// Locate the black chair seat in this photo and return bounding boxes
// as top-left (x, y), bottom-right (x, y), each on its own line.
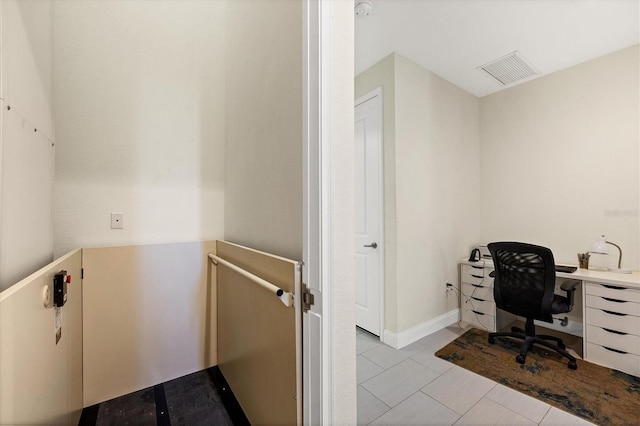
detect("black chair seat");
top-left (551, 294), bottom-right (571, 314)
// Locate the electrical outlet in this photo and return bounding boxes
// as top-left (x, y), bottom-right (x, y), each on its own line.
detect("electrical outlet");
top-left (111, 212), bottom-right (124, 229)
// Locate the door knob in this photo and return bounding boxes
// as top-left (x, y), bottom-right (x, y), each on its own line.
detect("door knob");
top-left (363, 242), bottom-right (378, 249)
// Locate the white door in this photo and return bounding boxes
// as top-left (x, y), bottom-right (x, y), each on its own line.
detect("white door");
top-left (355, 90), bottom-right (383, 336)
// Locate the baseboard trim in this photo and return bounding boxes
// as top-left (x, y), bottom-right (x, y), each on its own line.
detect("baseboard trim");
top-left (383, 309), bottom-right (460, 349)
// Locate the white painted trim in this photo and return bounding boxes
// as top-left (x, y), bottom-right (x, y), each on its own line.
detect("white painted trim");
top-left (354, 87), bottom-right (386, 342)
top-left (302, 0), bottom-right (333, 424)
top-left (354, 87), bottom-right (381, 107)
top-left (319, 2), bottom-right (333, 424)
top-left (383, 309), bottom-right (460, 349)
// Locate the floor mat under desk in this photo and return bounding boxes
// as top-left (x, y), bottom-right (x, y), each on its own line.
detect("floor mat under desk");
top-left (504, 320), bottom-right (583, 358)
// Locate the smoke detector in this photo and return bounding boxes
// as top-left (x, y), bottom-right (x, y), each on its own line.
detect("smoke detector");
top-left (355, 1), bottom-right (373, 17)
top-left (478, 51), bottom-right (540, 86)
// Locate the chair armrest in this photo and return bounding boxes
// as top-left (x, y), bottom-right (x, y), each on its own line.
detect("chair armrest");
top-left (560, 279), bottom-right (580, 292)
top-left (559, 279), bottom-right (580, 310)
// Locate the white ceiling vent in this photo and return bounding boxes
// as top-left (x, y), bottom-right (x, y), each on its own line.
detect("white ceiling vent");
top-left (478, 51), bottom-right (540, 86)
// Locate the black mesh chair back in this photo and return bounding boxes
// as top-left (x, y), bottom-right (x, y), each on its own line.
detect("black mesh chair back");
top-left (489, 242), bottom-right (556, 323)
top-left (486, 241), bottom-right (578, 369)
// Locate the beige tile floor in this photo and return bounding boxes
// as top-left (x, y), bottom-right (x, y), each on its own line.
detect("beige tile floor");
top-left (356, 326), bottom-right (596, 425)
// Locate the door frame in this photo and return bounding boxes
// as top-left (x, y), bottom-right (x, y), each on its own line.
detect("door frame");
top-left (355, 87), bottom-right (385, 341)
top-left (302, 0), bottom-right (332, 424)
top-left (303, 1), bottom-right (356, 424)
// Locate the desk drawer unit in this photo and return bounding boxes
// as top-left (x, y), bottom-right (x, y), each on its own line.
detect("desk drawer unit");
top-left (586, 283), bottom-right (640, 303)
top-left (461, 282), bottom-right (493, 301)
top-left (585, 307), bottom-right (640, 336)
top-left (586, 343), bottom-right (640, 378)
top-left (585, 282), bottom-right (640, 377)
top-left (461, 264), bottom-right (494, 287)
top-left (461, 307), bottom-right (496, 332)
top-left (460, 262), bottom-right (496, 331)
top-left (585, 294), bottom-right (640, 316)
top-left (586, 325), bottom-right (640, 355)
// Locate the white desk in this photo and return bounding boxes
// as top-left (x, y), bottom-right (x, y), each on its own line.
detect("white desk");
top-left (460, 259), bottom-right (640, 377)
top-left (556, 267), bottom-right (640, 288)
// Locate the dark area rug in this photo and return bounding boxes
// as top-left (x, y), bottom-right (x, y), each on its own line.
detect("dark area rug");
top-left (79, 368), bottom-right (247, 426)
top-left (435, 328), bottom-right (640, 426)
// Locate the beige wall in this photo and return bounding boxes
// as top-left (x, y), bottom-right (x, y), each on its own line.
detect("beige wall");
top-left (480, 45), bottom-right (639, 270)
top-left (82, 241), bottom-right (217, 406)
top-left (224, 0), bottom-right (302, 261)
top-left (355, 53), bottom-right (481, 335)
top-left (53, 1), bottom-right (226, 257)
top-left (0, 249), bottom-right (83, 425)
top-left (394, 54), bottom-right (481, 332)
top-left (0, 0), bottom-right (55, 291)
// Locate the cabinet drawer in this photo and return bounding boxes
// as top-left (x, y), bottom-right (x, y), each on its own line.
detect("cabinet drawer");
top-left (461, 272), bottom-right (494, 287)
top-left (586, 294), bottom-right (640, 316)
top-left (586, 342), bottom-right (640, 377)
top-left (586, 307), bottom-right (640, 335)
top-left (461, 307), bottom-right (496, 332)
top-left (586, 282), bottom-right (640, 303)
top-left (587, 325), bottom-right (640, 356)
top-left (461, 282), bottom-right (493, 301)
top-left (461, 296), bottom-right (495, 316)
top-left (462, 264), bottom-right (488, 276)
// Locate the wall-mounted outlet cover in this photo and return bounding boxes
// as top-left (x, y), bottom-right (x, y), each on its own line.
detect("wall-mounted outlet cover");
top-left (111, 212), bottom-right (124, 229)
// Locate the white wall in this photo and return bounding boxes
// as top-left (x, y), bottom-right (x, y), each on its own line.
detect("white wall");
top-left (223, 0), bottom-right (302, 261)
top-left (53, 1), bottom-right (226, 257)
top-left (0, 0), bottom-right (55, 291)
top-left (480, 45), bottom-right (639, 270)
top-left (355, 53), bottom-right (481, 335)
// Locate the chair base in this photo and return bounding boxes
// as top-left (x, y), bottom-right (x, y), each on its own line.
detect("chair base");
top-left (488, 319), bottom-right (578, 370)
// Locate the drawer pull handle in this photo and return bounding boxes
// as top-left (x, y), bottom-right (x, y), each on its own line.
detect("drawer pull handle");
top-left (471, 265), bottom-right (483, 269)
top-left (602, 309), bottom-right (627, 316)
top-left (471, 274), bottom-right (484, 279)
top-left (471, 297), bottom-right (485, 302)
top-left (602, 328), bottom-right (628, 336)
top-left (471, 310), bottom-right (485, 316)
top-left (602, 297), bottom-right (626, 303)
top-left (471, 284), bottom-right (484, 288)
top-left (602, 284), bottom-right (626, 290)
top-left (602, 346), bottom-right (628, 355)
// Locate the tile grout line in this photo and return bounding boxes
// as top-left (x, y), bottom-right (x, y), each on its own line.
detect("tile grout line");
top-left (358, 385), bottom-right (391, 425)
top-left (483, 387), bottom-right (553, 424)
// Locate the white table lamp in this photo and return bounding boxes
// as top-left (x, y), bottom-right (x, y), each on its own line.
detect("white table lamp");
top-left (590, 235), bottom-right (632, 274)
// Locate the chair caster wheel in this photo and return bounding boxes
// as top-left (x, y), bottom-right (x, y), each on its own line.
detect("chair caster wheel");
top-left (568, 360), bottom-right (577, 370)
top-left (516, 355), bottom-right (526, 364)
top-left (488, 336), bottom-right (495, 344)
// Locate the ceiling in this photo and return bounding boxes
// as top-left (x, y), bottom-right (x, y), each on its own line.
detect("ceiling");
top-left (355, 0), bottom-right (640, 97)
